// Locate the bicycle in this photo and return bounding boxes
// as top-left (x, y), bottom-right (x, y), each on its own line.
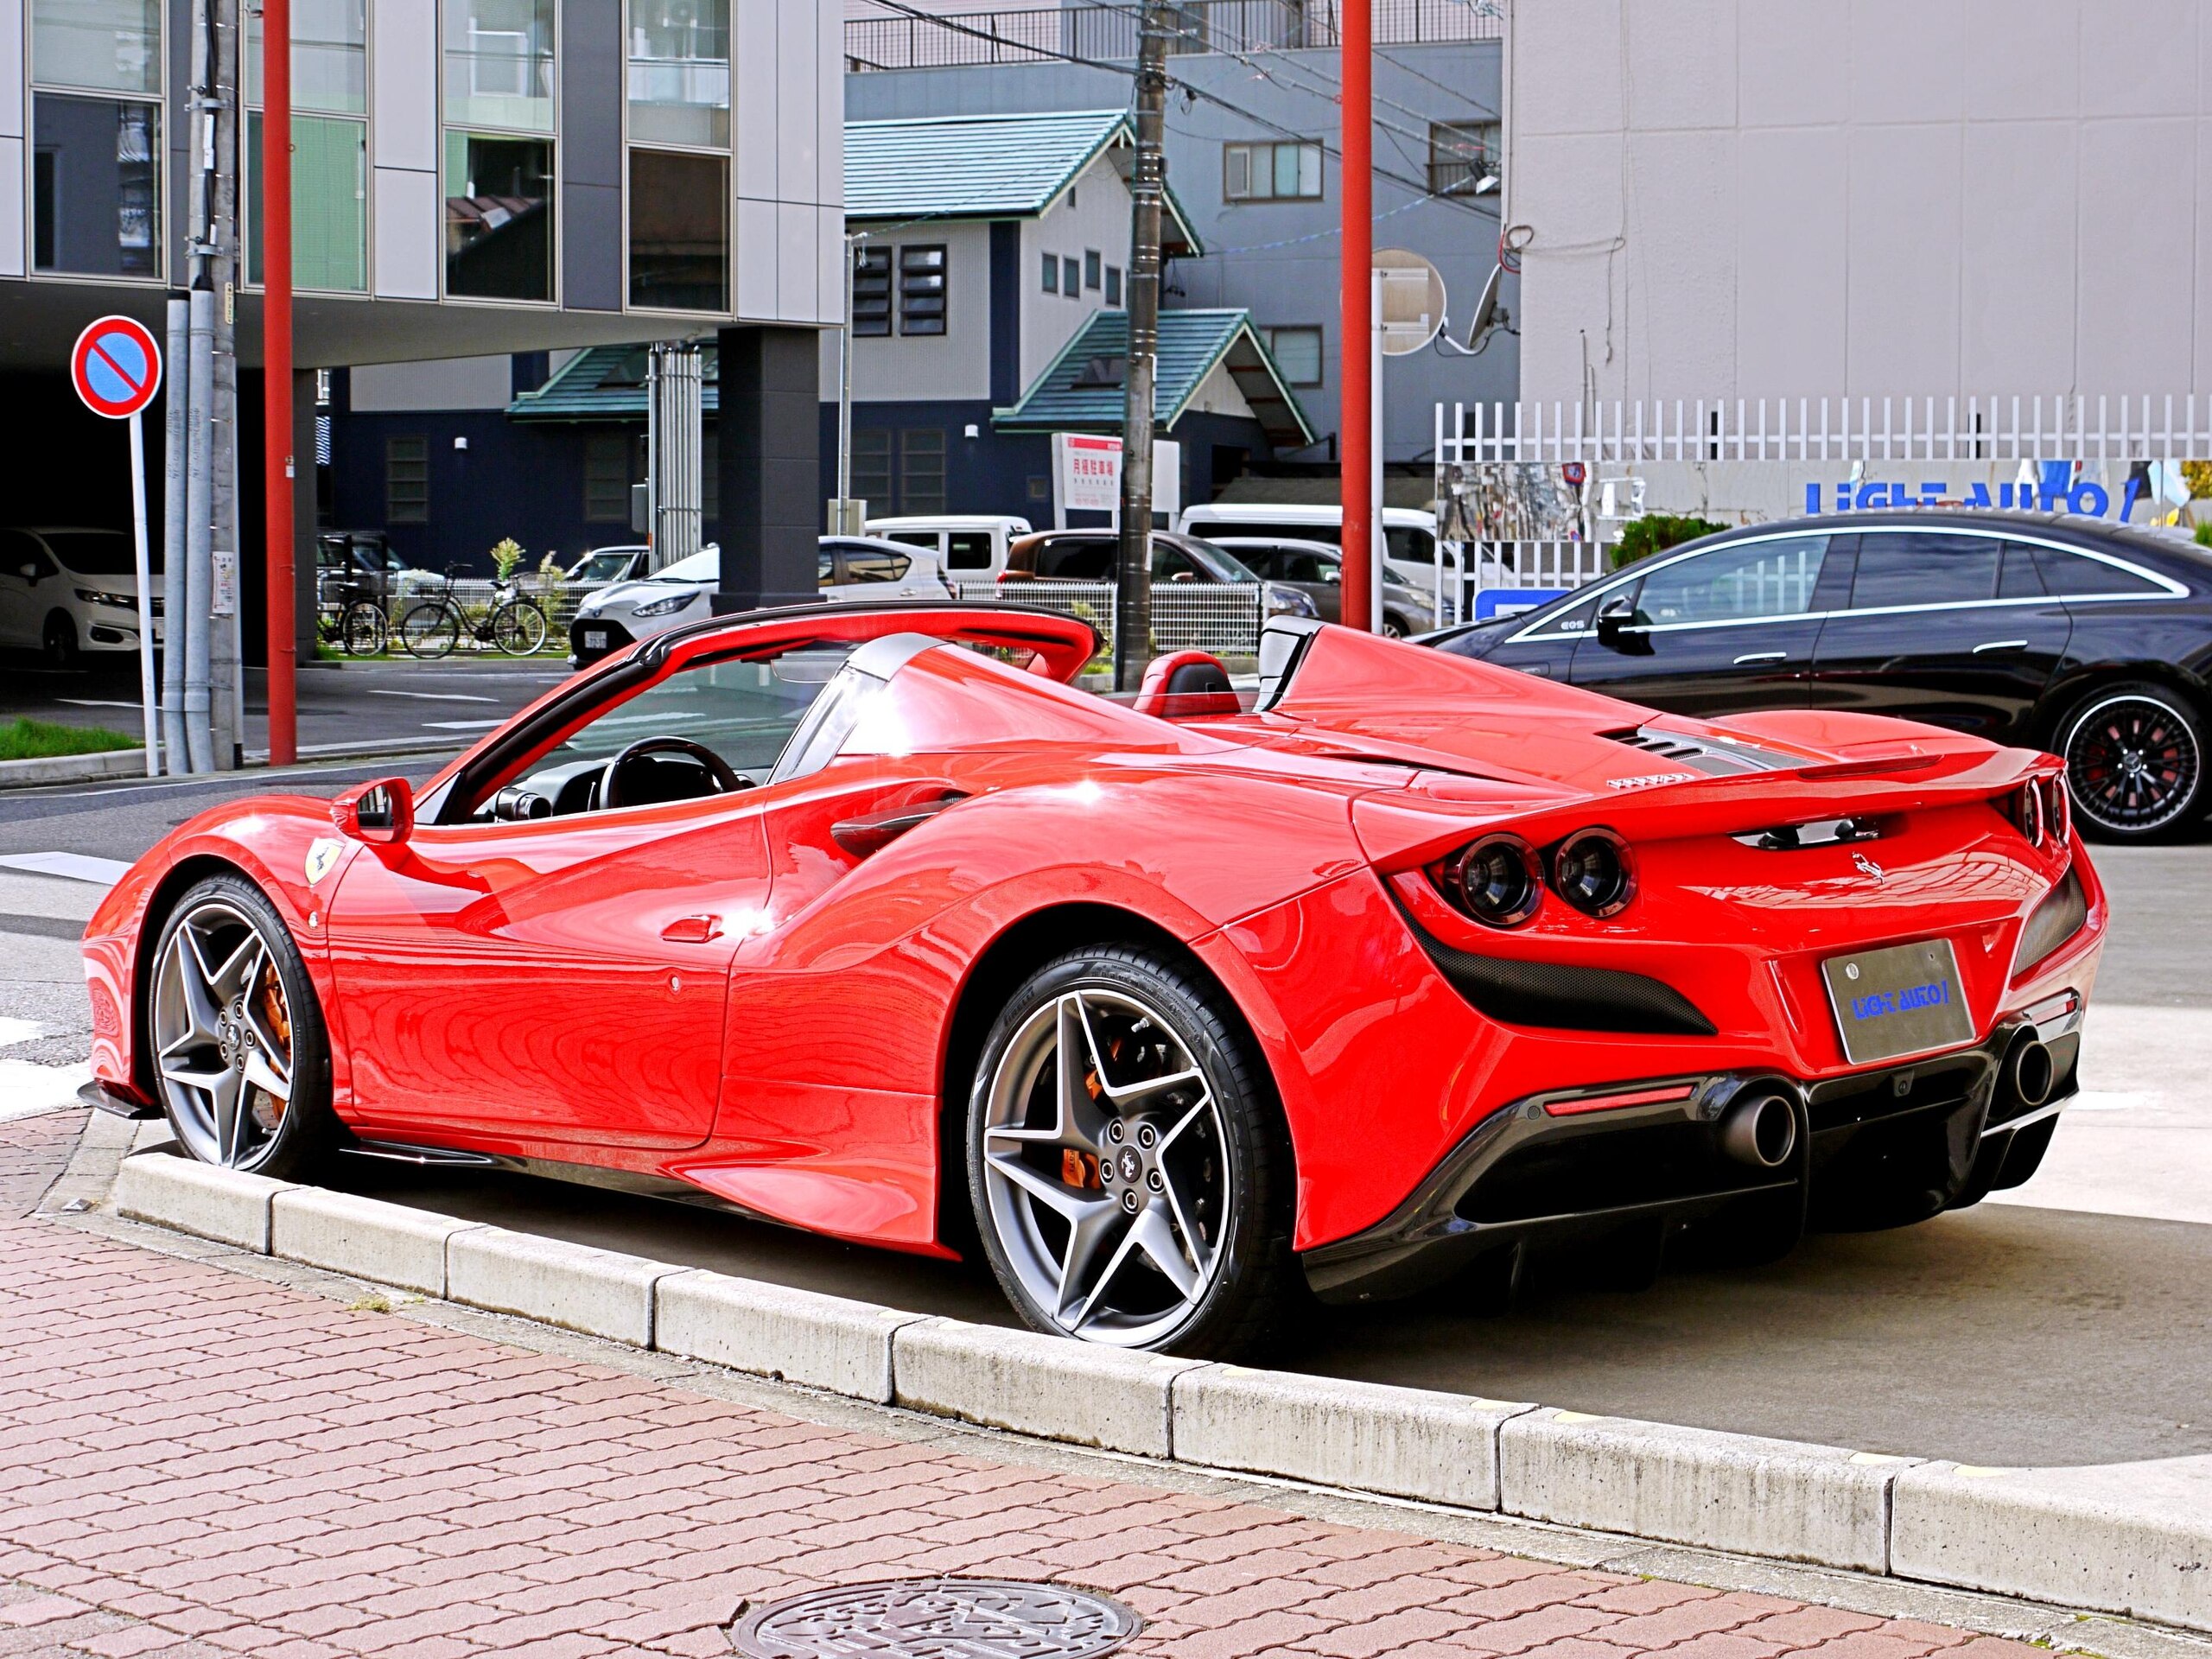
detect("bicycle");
top-left (315, 579), bottom-right (388, 656)
top-left (396, 565), bottom-right (550, 659)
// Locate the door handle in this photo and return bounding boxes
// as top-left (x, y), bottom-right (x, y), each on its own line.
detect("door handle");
top-left (1732, 651), bottom-right (1788, 665)
top-left (660, 915), bottom-right (723, 943)
top-left (1972, 639), bottom-right (2029, 655)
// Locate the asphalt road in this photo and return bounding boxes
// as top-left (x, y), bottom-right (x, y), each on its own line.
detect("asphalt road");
top-left (3, 770), bottom-right (2209, 1472)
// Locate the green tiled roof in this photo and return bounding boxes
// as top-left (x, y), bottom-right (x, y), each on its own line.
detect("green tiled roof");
top-left (508, 344), bottom-right (715, 422)
top-left (995, 308), bottom-right (1316, 449)
top-left (847, 111), bottom-right (1200, 252)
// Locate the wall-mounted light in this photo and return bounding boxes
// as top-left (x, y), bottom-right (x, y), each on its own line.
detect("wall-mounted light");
top-left (454, 435), bottom-right (469, 450)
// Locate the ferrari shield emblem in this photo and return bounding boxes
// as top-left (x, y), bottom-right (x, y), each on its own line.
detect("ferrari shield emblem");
top-left (304, 838), bottom-right (345, 887)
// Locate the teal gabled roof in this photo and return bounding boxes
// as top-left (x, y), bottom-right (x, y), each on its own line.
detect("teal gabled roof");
top-left (995, 308), bottom-right (1316, 450)
top-left (846, 111), bottom-right (1201, 254)
top-left (508, 344), bottom-right (715, 422)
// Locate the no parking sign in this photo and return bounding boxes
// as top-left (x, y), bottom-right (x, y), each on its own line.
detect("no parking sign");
top-left (70, 315), bottom-right (162, 420)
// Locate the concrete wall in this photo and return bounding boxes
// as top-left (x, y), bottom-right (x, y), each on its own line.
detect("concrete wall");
top-left (1510, 0), bottom-right (2212, 406)
top-left (843, 41), bottom-right (1514, 462)
top-left (350, 356), bottom-right (517, 412)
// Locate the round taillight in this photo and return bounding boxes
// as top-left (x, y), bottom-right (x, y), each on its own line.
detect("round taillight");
top-left (1553, 830), bottom-right (1635, 918)
top-left (2040, 775), bottom-right (2070, 846)
top-left (1447, 836), bottom-right (1541, 927)
top-left (2015, 781), bottom-right (2045, 848)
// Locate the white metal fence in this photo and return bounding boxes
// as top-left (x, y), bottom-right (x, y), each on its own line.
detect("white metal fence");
top-left (953, 580), bottom-right (1262, 664)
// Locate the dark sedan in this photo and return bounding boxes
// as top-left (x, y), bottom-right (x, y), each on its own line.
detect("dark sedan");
top-left (1432, 510), bottom-right (2212, 841)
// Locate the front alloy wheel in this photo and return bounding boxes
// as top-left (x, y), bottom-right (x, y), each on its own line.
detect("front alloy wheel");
top-left (968, 948), bottom-right (1296, 1356)
top-left (2061, 685), bottom-right (2203, 840)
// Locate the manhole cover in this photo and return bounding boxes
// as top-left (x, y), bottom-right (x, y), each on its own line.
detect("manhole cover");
top-left (729, 1578), bottom-right (1142, 1659)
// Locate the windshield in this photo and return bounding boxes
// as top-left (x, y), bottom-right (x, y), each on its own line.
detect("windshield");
top-left (1180, 537), bottom-right (1262, 584)
top-left (646, 550), bottom-right (720, 583)
top-left (40, 531), bottom-right (137, 575)
top-left (573, 551), bottom-right (635, 582)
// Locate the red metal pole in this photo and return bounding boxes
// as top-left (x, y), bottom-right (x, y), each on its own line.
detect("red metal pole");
top-left (1338, 0), bottom-right (1372, 632)
top-left (263, 0), bottom-right (296, 764)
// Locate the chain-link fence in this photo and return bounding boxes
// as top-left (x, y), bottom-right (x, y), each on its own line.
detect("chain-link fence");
top-left (954, 581), bottom-right (1263, 668)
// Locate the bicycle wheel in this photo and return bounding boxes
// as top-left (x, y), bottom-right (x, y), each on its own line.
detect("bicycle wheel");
top-left (397, 601), bottom-right (460, 659)
top-left (341, 601), bottom-right (387, 656)
top-left (491, 599), bottom-right (549, 657)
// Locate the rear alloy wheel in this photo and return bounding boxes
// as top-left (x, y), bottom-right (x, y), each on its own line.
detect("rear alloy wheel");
top-left (2060, 684), bottom-right (2204, 841)
top-left (968, 948), bottom-right (1297, 1357)
top-left (41, 612), bottom-right (79, 670)
top-left (149, 875), bottom-right (334, 1179)
top-left (1382, 613), bottom-right (1410, 639)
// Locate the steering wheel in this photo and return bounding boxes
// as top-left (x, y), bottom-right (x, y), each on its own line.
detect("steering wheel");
top-left (598, 734), bottom-right (745, 810)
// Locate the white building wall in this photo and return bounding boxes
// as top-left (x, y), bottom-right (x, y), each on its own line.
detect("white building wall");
top-left (368, 0), bottom-right (438, 299)
top-left (1019, 161), bottom-right (1135, 387)
top-left (0, 0), bottom-right (19, 278)
top-left (841, 219), bottom-right (992, 402)
top-left (733, 0), bottom-right (845, 327)
top-left (1510, 0), bottom-right (2212, 406)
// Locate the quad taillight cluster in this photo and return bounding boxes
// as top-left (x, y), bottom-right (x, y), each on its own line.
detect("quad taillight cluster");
top-left (1439, 829), bottom-right (1636, 928)
top-left (2005, 777), bottom-right (2070, 850)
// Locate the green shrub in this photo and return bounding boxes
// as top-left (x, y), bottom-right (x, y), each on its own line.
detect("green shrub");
top-left (1610, 514), bottom-right (1728, 570)
top-left (489, 537), bottom-right (525, 581)
top-left (2193, 520), bottom-right (2212, 550)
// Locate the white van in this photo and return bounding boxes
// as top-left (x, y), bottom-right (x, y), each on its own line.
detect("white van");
top-left (866, 515), bottom-right (1033, 585)
top-left (1176, 503), bottom-right (1448, 594)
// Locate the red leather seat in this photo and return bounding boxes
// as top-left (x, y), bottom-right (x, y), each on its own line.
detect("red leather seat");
top-left (1134, 651), bottom-right (1242, 718)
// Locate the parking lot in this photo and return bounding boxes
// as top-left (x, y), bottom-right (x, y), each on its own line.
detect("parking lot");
top-left (3, 767), bottom-right (2206, 1474)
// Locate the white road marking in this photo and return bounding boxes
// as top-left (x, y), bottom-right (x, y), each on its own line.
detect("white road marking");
top-left (0, 1058), bottom-right (90, 1122)
top-left (366, 690), bottom-right (499, 703)
top-left (0, 853), bottom-right (130, 887)
top-left (55, 698), bottom-right (144, 709)
top-left (421, 719), bottom-right (505, 731)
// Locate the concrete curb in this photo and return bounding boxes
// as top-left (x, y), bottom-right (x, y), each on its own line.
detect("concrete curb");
top-left (0, 747), bottom-right (149, 790)
top-left (103, 1150), bottom-right (2212, 1640)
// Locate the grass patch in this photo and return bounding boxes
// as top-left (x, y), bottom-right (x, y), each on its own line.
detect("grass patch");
top-left (0, 718), bottom-right (141, 762)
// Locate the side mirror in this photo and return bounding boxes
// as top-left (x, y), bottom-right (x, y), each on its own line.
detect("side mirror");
top-left (1321, 568), bottom-right (1342, 584)
top-left (18, 563), bottom-right (37, 582)
top-left (1594, 597), bottom-right (1642, 649)
top-left (332, 778), bottom-right (414, 843)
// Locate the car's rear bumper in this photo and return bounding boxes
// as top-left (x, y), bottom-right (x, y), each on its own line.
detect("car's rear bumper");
top-left (1300, 990), bottom-right (2087, 1304)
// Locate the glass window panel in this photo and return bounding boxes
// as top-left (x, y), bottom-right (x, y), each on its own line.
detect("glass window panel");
top-left (2028, 543), bottom-right (2166, 597)
top-left (1272, 143), bottom-right (1300, 198)
top-left (385, 436), bottom-right (429, 524)
top-left (1637, 535), bottom-right (1831, 624)
top-left (1848, 533), bottom-right (1999, 610)
top-left (444, 0), bottom-right (556, 132)
top-left (1223, 144), bottom-right (1249, 200)
top-left (899, 245), bottom-right (947, 334)
top-left (1265, 326), bottom-right (1322, 386)
top-left (32, 0), bottom-right (159, 95)
top-left (1084, 250), bottom-right (1101, 289)
top-left (628, 148), bottom-right (728, 311)
top-left (854, 246), bottom-right (891, 334)
top-left (852, 429), bottom-right (893, 512)
top-left (1104, 265), bottom-right (1122, 305)
top-left (899, 429), bottom-right (946, 516)
top-left (444, 132), bottom-right (554, 300)
top-left (1059, 254), bottom-right (1079, 298)
top-left (841, 548), bottom-right (909, 582)
top-left (1296, 143), bottom-right (1322, 196)
top-left (32, 95), bottom-right (159, 277)
top-left (246, 0), bottom-right (367, 114)
top-left (1039, 251), bottom-right (1058, 293)
top-left (628, 0), bottom-right (729, 148)
top-left (246, 113), bottom-right (367, 291)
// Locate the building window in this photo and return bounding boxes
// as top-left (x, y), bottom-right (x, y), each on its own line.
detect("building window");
top-left (630, 149), bottom-right (728, 311)
top-left (31, 96), bottom-right (160, 277)
top-left (899, 245), bottom-right (947, 335)
top-left (1105, 265), bottom-right (1122, 305)
top-left (385, 436), bottom-right (429, 524)
top-left (1039, 251), bottom-right (1058, 294)
top-left (32, 0), bottom-right (160, 95)
top-left (628, 0), bottom-right (729, 148)
top-left (582, 434), bottom-right (631, 523)
top-left (246, 113), bottom-right (368, 291)
top-left (1084, 250), bottom-right (1101, 289)
top-left (852, 429), bottom-right (893, 512)
top-left (1427, 120), bottom-right (1500, 198)
top-left (1061, 257), bottom-right (1080, 298)
top-left (899, 429), bottom-right (946, 515)
top-left (247, 0), bottom-right (367, 114)
top-left (1261, 325), bottom-right (1324, 387)
top-left (854, 246), bottom-right (892, 335)
top-left (444, 0), bottom-right (555, 133)
top-left (444, 132), bottom-right (553, 300)
top-left (1224, 140), bottom-right (1321, 201)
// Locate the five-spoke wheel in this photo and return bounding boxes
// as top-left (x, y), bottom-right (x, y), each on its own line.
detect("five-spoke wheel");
top-left (968, 948), bottom-right (1296, 1355)
top-left (149, 877), bottom-right (332, 1178)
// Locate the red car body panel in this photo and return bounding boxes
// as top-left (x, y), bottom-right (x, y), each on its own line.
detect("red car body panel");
top-left (85, 607), bottom-right (2106, 1266)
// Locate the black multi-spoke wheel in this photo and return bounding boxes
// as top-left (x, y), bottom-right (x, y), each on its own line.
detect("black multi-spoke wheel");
top-left (340, 600), bottom-right (386, 656)
top-left (149, 875), bottom-right (334, 1179)
top-left (2060, 685), bottom-right (2204, 841)
top-left (967, 946), bottom-right (1297, 1357)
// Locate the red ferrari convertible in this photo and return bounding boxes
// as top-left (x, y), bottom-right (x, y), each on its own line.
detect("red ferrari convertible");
top-left (83, 604), bottom-right (2101, 1356)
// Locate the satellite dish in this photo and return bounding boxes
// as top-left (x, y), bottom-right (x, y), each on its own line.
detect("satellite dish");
top-left (1373, 247), bottom-right (1446, 356)
top-left (1465, 262), bottom-right (1503, 350)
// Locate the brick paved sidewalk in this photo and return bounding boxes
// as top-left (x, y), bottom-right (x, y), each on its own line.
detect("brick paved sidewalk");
top-left (0, 1111), bottom-right (2050, 1659)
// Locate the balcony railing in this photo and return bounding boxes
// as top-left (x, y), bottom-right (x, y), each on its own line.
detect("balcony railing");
top-left (844, 0), bottom-right (1501, 72)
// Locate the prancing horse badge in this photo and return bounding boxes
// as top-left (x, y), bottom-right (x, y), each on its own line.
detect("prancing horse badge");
top-left (304, 838), bottom-right (345, 887)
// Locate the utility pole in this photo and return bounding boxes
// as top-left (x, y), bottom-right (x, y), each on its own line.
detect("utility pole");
top-left (1338, 0), bottom-right (1374, 632)
top-left (1113, 0), bottom-right (1172, 693)
top-left (209, 0), bottom-right (241, 764)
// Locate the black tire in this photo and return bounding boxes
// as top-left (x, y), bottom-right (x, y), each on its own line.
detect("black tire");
top-left (492, 599), bottom-right (548, 656)
top-left (965, 945), bottom-right (1300, 1358)
top-left (341, 600), bottom-right (386, 656)
top-left (146, 874), bottom-right (337, 1181)
top-left (1381, 613), bottom-right (1411, 639)
top-left (2057, 681), bottom-right (2205, 842)
top-left (397, 600), bottom-right (460, 659)
top-left (41, 611), bottom-right (79, 670)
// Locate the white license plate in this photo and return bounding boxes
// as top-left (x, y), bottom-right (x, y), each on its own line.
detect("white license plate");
top-left (1821, 938), bottom-right (1974, 1065)
top-left (582, 629), bottom-right (607, 650)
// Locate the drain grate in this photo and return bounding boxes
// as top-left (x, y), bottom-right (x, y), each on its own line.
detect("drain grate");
top-left (728, 1577), bottom-right (1142, 1659)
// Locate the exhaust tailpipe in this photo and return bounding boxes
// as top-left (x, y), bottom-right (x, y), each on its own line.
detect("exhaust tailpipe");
top-left (2007, 1035), bottom-right (2055, 1111)
top-left (1719, 1090), bottom-right (1798, 1169)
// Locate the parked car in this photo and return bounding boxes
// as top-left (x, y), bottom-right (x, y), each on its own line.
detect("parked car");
top-left (87, 607), bottom-right (2100, 1355)
top-left (564, 545), bottom-right (652, 591)
top-left (1208, 536), bottom-right (1456, 635)
top-left (999, 529), bottom-right (1319, 621)
top-left (1177, 501), bottom-right (1448, 594)
top-left (569, 537), bottom-right (956, 665)
top-left (1430, 510), bottom-right (2212, 841)
top-left (868, 514), bottom-right (1033, 583)
top-left (0, 527), bottom-right (161, 667)
top-left (316, 531), bottom-right (437, 602)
